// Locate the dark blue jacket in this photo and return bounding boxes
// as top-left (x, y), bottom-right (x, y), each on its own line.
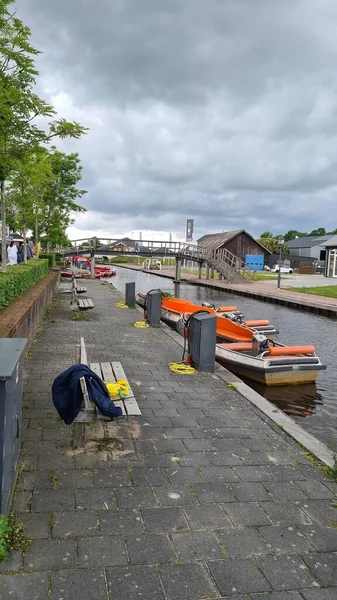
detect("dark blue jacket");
top-left (52, 364), bottom-right (123, 424)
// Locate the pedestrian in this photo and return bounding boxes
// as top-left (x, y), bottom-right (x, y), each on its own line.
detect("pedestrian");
top-left (17, 241), bottom-right (24, 264)
top-left (7, 241), bottom-right (18, 265)
top-left (26, 238), bottom-right (33, 260)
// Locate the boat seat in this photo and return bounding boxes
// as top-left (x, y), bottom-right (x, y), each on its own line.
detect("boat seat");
top-left (217, 342), bottom-right (254, 352)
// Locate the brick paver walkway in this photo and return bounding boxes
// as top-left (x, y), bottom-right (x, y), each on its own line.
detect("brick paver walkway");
top-left (1, 280), bottom-right (337, 599)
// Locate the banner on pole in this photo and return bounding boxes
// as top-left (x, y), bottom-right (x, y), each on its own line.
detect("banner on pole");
top-left (185, 219), bottom-right (194, 242)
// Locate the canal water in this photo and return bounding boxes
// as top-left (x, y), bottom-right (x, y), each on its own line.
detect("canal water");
top-left (110, 266), bottom-right (337, 449)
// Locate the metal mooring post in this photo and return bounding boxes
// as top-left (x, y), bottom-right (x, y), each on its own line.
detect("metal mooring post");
top-left (188, 312), bottom-right (216, 372)
top-left (125, 282), bottom-right (136, 307)
top-left (147, 290), bottom-right (161, 327)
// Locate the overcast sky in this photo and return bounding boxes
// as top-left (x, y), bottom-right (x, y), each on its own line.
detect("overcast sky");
top-left (17, 0), bottom-right (337, 241)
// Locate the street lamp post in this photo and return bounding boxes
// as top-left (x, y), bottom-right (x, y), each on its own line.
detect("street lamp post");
top-left (277, 235), bottom-right (285, 289)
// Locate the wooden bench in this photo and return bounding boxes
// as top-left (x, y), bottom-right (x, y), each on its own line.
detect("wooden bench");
top-left (73, 337), bottom-right (141, 448)
top-left (78, 298), bottom-right (94, 310)
top-left (65, 274), bottom-right (94, 311)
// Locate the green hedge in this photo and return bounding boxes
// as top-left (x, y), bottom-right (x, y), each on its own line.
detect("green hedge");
top-left (39, 253), bottom-right (56, 267)
top-left (0, 260), bottom-right (49, 310)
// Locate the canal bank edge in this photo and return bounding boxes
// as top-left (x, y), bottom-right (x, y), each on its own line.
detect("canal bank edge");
top-left (117, 264), bottom-right (337, 318)
top-left (0, 269), bottom-right (60, 349)
top-left (159, 312), bottom-right (336, 469)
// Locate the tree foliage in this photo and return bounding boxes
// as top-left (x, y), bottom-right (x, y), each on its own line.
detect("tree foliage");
top-left (257, 237), bottom-right (289, 254)
top-left (0, 0), bottom-right (87, 269)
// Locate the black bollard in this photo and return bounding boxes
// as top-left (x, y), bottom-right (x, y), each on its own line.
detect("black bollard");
top-left (188, 312), bottom-right (216, 372)
top-left (125, 282), bottom-right (136, 307)
top-left (147, 290), bottom-right (161, 327)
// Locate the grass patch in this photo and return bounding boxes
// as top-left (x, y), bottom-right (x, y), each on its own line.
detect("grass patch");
top-left (289, 285), bottom-right (337, 298)
top-left (0, 514), bottom-right (30, 561)
top-left (300, 446), bottom-right (337, 482)
top-left (70, 312), bottom-right (92, 321)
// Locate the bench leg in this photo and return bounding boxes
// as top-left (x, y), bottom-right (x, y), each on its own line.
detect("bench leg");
top-left (73, 422), bottom-right (85, 449)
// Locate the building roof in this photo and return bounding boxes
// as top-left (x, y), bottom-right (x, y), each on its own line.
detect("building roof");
top-left (287, 235), bottom-right (332, 249)
top-left (197, 229), bottom-right (271, 253)
top-left (321, 235), bottom-right (337, 248)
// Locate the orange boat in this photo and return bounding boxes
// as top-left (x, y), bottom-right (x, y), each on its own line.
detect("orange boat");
top-left (136, 294), bottom-right (278, 340)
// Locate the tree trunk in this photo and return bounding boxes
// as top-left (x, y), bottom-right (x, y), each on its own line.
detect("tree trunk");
top-left (35, 214), bottom-right (38, 245)
top-left (23, 222), bottom-right (27, 263)
top-left (1, 179), bottom-right (7, 273)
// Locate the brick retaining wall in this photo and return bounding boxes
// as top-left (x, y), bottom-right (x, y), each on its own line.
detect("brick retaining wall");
top-left (0, 269), bottom-right (60, 348)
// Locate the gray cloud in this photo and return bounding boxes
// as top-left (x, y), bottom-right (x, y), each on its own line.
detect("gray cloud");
top-left (16, 0), bottom-right (337, 239)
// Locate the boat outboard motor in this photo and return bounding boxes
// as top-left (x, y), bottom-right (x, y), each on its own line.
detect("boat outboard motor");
top-left (253, 332), bottom-right (269, 353)
top-left (202, 302), bottom-right (216, 309)
top-left (222, 312), bottom-right (244, 324)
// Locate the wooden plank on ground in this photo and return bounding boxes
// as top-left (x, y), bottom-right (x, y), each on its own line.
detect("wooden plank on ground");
top-left (80, 337), bottom-right (88, 365)
top-left (89, 363), bottom-right (102, 378)
top-left (124, 397), bottom-right (141, 416)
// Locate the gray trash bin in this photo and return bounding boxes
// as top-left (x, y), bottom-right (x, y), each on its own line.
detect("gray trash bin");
top-left (0, 339), bottom-right (27, 514)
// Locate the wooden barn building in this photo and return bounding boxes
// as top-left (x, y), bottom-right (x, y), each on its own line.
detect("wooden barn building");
top-left (197, 229), bottom-right (271, 270)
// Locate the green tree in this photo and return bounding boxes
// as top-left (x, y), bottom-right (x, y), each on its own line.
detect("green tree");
top-left (308, 227), bottom-right (326, 236)
top-left (259, 231), bottom-right (274, 238)
top-left (257, 237), bottom-right (289, 254)
top-left (284, 230), bottom-right (308, 241)
top-left (37, 148), bottom-right (87, 248)
top-left (0, 0), bottom-right (87, 270)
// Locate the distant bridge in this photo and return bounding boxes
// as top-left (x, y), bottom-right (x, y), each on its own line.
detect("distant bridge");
top-left (58, 237), bottom-right (254, 283)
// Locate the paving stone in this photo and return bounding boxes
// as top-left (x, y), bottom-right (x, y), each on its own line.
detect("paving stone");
top-left (209, 558), bottom-right (271, 595)
top-left (78, 535), bottom-right (128, 567)
top-left (0, 572), bottom-right (49, 600)
top-left (106, 565), bottom-right (165, 599)
top-left (131, 467), bottom-right (169, 486)
top-left (142, 507), bottom-right (188, 532)
top-left (300, 589), bottom-right (337, 600)
top-left (260, 501), bottom-right (312, 526)
top-left (18, 513), bottom-right (50, 539)
top-left (184, 504), bottom-right (232, 530)
top-left (183, 438), bottom-right (218, 452)
top-left (234, 465), bottom-right (274, 482)
top-left (223, 502), bottom-right (272, 527)
top-left (303, 553), bottom-right (337, 587)
top-left (263, 481), bottom-right (310, 501)
top-left (165, 466), bottom-right (204, 485)
top-left (31, 489), bottom-right (74, 512)
top-left (116, 486), bottom-right (158, 508)
top-left (192, 482), bottom-right (236, 503)
top-left (175, 452), bottom-right (210, 466)
top-left (296, 479), bottom-right (336, 499)
top-left (230, 482), bottom-right (272, 502)
top-left (53, 510), bottom-right (100, 537)
top-left (17, 470), bottom-right (51, 491)
top-left (172, 529), bottom-right (224, 560)
top-left (250, 592), bottom-right (303, 600)
top-left (155, 485), bottom-right (199, 506)
top-left (299, 523), bottom-right (337, 551)
top-left (99, 508), bottom-right (145, 535)
top-left (51, 569), bottom-right (108, 600)
top-left (56, 469), bottom-right (94, 489)
top-left (13, 490), bottom-right (32, 513)
top-left (212, 439), bottom-right (249, 453)
top-left (258, 524), bottom-right (314, 554)
top-left (126, 533), bottom-right (176, 564)
top-left (154, 439), bottom-right (186, 453)
top-left (24, 539), bottom-right (77, 571)
top-left (161, 427), bottom-right (195, 439)
top-left (38, 452), bottom-right (75, 470)
top-left (75, 487), bottom-right (117, 510)
top-left (143, 452), bottom-right (179, 467)
top-left (190, 427), bottom-right (224, 439)
top-left (217, 526), bottom-right (269, 557)
top-left (256, 554), bottom-right (318, 590)
top-left (200, 465), bottom-right (240, 483)
top-left (0, 550), bottom-right (22, 573)
top-left (206, 451), bottom-right (243, 465)
top-left (298, 499), bottom-right (337, 524)
top-left (160, 562), bottom-right (218, 600)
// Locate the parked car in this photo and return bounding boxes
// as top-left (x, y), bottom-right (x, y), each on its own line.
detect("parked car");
top-left (271, 265), bottom-right (294, 274)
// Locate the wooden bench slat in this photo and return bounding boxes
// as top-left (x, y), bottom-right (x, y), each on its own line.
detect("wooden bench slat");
top-left (110, 362), bottom-right (134, 400)
top-left (100, 362), bottom-right (116, 382)
top-left (89, 363), bottom-right (102, 378)
top-left (114, 400), bottom-right (127, 416)
top-left (80, 337), bottom-right (88, 365)
top-left (79, 376), bottom-right (92, 411)
top-left (124, 398), bottom-right (141, 416)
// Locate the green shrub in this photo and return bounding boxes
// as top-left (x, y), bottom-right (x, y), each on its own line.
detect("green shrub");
top-left (0, 259), bottom-right (49, 310)
top-left (39, 253), bottom-right (56, 267)
top-left (0, 514), bottom-right (30, 561)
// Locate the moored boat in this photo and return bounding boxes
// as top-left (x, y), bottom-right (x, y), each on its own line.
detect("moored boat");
top-left (136, 293), bottom-right (278, 339)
